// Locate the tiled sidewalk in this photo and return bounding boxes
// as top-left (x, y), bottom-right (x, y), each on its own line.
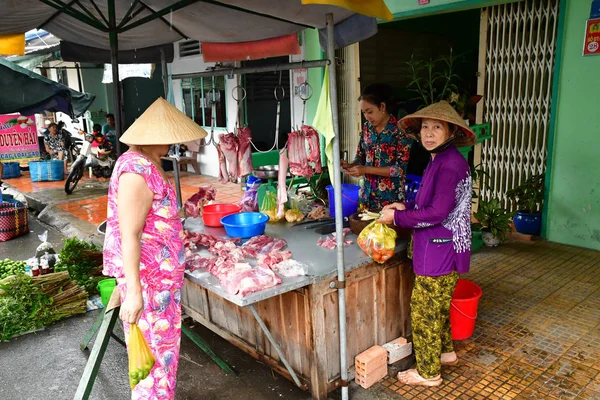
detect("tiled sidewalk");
top-left (378, 240), bottom-right (600, 400)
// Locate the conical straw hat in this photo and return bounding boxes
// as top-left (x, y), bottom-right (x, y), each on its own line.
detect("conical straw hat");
top-left (120, 97), bottom-right (208, 146)
top-left (398, 101), bottom-right (476, 147)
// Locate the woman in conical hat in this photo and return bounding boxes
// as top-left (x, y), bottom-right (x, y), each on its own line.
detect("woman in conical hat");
top-left (379, 101), bottom-right (475, 387)
top-left (102, 98), bottom-right (207, 399)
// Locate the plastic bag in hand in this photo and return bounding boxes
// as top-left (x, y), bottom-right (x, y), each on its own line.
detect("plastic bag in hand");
top-left (260, 191), bottom-right (282, 223)
top-left (128, 324), bottom-right (156, 389)
top-left (357, 221), bottom-right (397, 264)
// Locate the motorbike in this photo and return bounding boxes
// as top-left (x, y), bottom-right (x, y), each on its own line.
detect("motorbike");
top-left (65, 132), bottom-right (116, 194)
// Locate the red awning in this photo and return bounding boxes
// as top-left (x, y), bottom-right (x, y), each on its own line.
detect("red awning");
top-left (202, 33), bottom-right (300, 63)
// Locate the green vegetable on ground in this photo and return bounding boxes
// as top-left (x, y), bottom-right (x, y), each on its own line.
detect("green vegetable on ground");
top-left (54, 237), bottom-right (106, 295)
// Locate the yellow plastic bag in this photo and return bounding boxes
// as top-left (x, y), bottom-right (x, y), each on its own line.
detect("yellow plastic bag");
top-left (128, 324), bottom-right (156, 389)
top-left (357, 221), bottom-right (397, 264)
top-left (260, 191), bottom-right (282, 223)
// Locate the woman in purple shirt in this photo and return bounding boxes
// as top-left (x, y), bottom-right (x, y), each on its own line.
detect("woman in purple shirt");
top-left (379, 101), bottom-right (476, 387)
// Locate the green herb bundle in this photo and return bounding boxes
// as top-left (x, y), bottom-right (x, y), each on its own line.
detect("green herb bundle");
top-left (54, 237), bottom-right (105, 295)
top-left (0, 272), bottom-right (88, 341)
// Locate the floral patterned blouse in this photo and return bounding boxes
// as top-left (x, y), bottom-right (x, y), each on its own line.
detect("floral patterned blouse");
top-left (353, 116), bottom-right (413, 210)
top-left (103, 151), bottom-right (186, 291)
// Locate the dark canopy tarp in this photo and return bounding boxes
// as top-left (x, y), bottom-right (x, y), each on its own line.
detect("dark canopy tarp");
top-left (0, 57), bottom-right (95, 118)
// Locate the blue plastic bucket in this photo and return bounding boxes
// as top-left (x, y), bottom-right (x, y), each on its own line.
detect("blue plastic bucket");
top-left (1, 162), bottom-right (21, 179)
top-left (28, 160), bottom-right (64, 182)
top-left (326, 184), bottom-right (360, 218)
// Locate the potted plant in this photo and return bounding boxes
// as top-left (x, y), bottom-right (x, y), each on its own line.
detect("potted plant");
top-left (505, 174), bottom-right (544, 235)
top-left (471, 222), bottom-right (484, 252)
top-left (473, 199), bottom-right (514, 247)
top-left (470, 164), bottom-right (488, 252)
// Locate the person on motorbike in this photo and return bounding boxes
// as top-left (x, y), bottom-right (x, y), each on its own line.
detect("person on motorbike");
top-left (103, 113), bottom-right (117, 146)
top-left (45, 123), bottom-right (67, 172)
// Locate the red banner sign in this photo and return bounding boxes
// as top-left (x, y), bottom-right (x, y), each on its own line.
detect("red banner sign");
top-left (0, 114), bottom-right (40, 165)
top-left (583, 18), bottom-right (600, 56)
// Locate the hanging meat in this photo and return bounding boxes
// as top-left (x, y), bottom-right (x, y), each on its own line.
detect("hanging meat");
top-left (276, 149), bottom-right (289, 220)
top-left (216, 144), bottom-right (229, 184)
top-left (303, 125), bottom-right (322, 174)
top-left (237, 126), bottom-right (253, 177)
top-left (219, 132), bottom-right (239, 182)
top-left (287, 130), bottom-right (313, 178)
top-left (184, 186), bottom-right (216, 218)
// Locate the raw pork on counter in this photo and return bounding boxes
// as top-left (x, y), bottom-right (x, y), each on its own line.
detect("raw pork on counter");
top-left (257, 250), bottom-right (292, 269)
top-left (184, 186), bottom-right (216, 218)
top-left (241, 235), bottom-right (287, 258)
top-left (318, 228), bottom-right (353, 250)
top-left (219, 132), bottom-right (239, 182)
top-left (223, 265), bottom-right (282, 297)
top-left (237, 126), bottom-right (253, 177)
top-left (271, 259), bottom-right (308, 277)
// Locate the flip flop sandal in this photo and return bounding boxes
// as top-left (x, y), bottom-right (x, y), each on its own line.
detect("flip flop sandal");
top-left (397, 370), bottom-right (442, 387)
top-left (441, 358), bottom-right (459, 366)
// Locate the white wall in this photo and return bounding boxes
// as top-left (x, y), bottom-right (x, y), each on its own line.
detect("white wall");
top-left (169, 47), bottom-right (240, 178)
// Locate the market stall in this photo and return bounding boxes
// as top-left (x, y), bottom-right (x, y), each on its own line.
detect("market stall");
top-left (181, 218), bottom-right (413, 400)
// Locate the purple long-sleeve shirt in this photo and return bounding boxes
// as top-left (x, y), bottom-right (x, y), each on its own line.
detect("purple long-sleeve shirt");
top-left (394, 146), bottom-right (472, 276)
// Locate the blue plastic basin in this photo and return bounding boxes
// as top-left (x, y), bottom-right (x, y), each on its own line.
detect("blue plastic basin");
top-left (220, 212), bottom-right (269, 239)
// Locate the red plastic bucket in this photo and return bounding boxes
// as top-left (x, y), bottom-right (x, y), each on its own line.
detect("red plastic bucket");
top-left (202, 203), bottom-right (241, 227)
top-left (450, 279), bottom-right (482, 340)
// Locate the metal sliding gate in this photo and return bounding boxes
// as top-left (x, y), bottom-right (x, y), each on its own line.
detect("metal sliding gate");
top-left (480, 0), bottom-right (560, 204)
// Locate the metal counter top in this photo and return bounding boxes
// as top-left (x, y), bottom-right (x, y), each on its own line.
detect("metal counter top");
top-left (183, 217), bottom-right (408, 307)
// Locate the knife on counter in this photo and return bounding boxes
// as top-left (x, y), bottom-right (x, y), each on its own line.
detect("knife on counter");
top-left (314, 221), bottom-right (350, 235)
top-left (291, 217), bottom-right (334, 228)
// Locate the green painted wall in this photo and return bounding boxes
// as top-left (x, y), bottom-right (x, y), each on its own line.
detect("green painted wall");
top-left (545, 0), bottom-right (600, 250)
top-left (384, 0), bottom-right (517, 20)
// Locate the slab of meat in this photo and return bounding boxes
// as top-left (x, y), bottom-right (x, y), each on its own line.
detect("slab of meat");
top-left (257, 250), bottom-right (292, 269)
top-left (219, 132), bottom-right (239, 182)
top-left (302, 125), bottom-right (322, 174)
top-left (237, 126), bottom-right (253, 177)
top-left (318, 228), bottom-right (353, 250)
top-left (184, 186), bottom-right (216, 218)
top-left (276, 149), bottom-right (289, 219)
top-left (272, 259), bottom-right (308, 277)
top-left (216, 144), bottom-right (229, 184)
top-left (209, 241), bottom-right (245, 262)
top-left (308, 206), bottom-right (329, 220)
top-left (241, 235), bottom-right (287, 258)
top-left (223, 265), bottom-right (282, 297)
top-left (287, 130), bottom-right (313, 178)
top-left (186, 253), bottom-right (216, 272)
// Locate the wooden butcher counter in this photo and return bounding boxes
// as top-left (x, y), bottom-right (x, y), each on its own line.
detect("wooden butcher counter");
top-left (181, 218), bottom-right (414, 400)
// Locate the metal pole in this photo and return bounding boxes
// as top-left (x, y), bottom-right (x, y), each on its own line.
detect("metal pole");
top-left (75, 63), bottom-right (88, 132)
top-left (108, 0), bottom-right (123, 156)
top-left (326, 13), bottom-right (349, 400)
top-left (248, 305), bottom-right (303, 388)
top-left (160, 48), bottom-right (168, 99)
top-left (172, 59), bottom-right (330, 80)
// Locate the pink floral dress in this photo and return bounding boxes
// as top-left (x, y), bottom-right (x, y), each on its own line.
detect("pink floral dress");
top-left (103, 151), bottom-right (185, 400)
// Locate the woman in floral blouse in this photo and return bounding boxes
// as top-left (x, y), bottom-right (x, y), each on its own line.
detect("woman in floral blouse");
top-left (341, 83), bottom-right (413, 211)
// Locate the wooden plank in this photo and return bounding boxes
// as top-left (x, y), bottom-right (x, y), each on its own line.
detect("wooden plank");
top-left (324, 289), bottom-right (341, 381)
top-left (398, 260), bottom-right (415, 337)
top-left (308, 280), bottom-right (331, 400)
top-left (183, 306), bottom-right (310, 390)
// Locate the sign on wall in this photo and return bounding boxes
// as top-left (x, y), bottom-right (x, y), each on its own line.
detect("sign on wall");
top-left (583, 18), bottom-right (600, 56)
top-left (0, 114), bottom-right (40, 165)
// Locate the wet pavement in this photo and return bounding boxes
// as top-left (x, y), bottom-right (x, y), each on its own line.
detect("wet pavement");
top-left (2, 172), bottom-right (600, 399)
